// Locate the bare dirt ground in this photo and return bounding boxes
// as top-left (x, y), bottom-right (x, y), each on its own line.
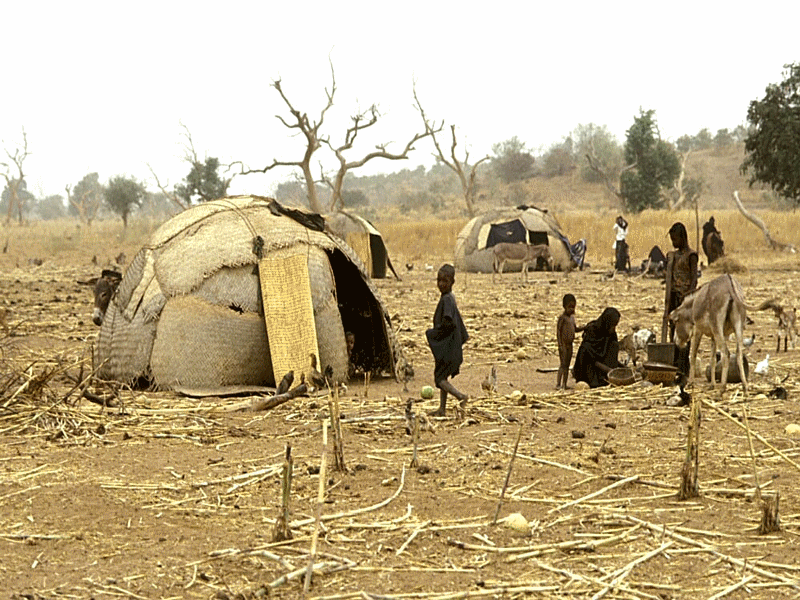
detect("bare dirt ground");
top-left (2, 253), bottom-right (800, 599)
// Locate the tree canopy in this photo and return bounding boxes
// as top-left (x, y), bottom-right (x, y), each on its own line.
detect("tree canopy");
top-left (175, 156), bottom-right (230, 205)
top-left (491, 137), bottom-right (535, 184)
top-left (572, 124), bottom-right (622, 184)
top-left (741, 62), bottom-right (800, 205)
top-left (68, 172), bottom-right (105, 225)
top-left (105, 175), bottom-right (146, 227)
top-left (619, 110), bottom-right (681, 213)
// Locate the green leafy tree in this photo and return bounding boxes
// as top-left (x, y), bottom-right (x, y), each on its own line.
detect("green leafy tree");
top-left (491, 136), bottom-right (535, 183)
top-left (105, 175), bottom-right (146, 227)
top-left (542, 142), bottom-right (575, 178)
top-left (619, 110), bottom-right (681, 213)
top-left (693, 128), bottom-right (713, 150)
top-left (713, 128), bottom-right (734, 149)
top-left (175, 156), bottom-right (231, 205)
top-left (675, 134), bottom-right (694, 153)
top-left (741, 63), bottom-right (800, 205)
top-left (37, 194), bottom-right (66, 220)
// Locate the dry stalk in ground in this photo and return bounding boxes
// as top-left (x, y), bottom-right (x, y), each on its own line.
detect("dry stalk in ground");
top-left (273, 443), bottom-right (293, 542)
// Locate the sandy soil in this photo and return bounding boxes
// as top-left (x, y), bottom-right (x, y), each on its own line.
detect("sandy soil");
top-left (1, 255), bottom-right (800, 599)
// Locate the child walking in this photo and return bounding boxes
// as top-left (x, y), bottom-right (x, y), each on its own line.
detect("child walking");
top-left (426, 264), bottom-right (469, 416)
top-left (556, 293), bottom-right (584, 390)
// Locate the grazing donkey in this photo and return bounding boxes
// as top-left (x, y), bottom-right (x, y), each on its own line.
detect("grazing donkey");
top-left (492, 243), bottom-right (553, 283)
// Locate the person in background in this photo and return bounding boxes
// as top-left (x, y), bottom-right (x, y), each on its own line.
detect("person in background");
top-left (613, 215), bottom-right (630, 272)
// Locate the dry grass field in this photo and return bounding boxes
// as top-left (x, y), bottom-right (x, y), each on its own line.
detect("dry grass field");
top-left (1, 207), bottom-right (800, 599)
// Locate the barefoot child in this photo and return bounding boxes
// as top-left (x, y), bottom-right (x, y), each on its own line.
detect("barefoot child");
top-left (426, 264), bottom-right (469, 416)
top-left (556, 293), bottom-right (584, 389)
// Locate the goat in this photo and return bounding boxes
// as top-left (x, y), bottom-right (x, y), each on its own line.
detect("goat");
top-left (669, 274), bottom-right (772, 393)
top-left (492, 243), bottom-right (553, 282)
top-left (762, 300), bottom-right (797, 352)
top-left (619, 327), bottom-right (655, 366)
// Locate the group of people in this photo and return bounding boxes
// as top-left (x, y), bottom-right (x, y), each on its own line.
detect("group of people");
top-left (424, 220), bottom-right (700, 415)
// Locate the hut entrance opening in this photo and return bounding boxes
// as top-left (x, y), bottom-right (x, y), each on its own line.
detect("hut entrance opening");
top-left (486, 220), bottom-right (550, 248)
top-left (327, 248), bottom-right (391, 377)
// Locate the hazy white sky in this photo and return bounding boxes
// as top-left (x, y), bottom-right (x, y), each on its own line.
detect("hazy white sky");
top-left (3, 1), bottom-right (798, 199)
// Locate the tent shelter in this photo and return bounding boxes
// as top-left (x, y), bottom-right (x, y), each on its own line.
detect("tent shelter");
top-left (325, 211), bottom-right (399, 279)
top-left (96, 196), bottom-right (407, 391)
top-left (454, 205), bottom-right (577, 273)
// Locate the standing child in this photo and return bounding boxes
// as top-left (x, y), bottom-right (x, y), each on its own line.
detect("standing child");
top-left (556, 293), bottom-right (584, 389)
top-left (426, 264), bottom-right (469, 416)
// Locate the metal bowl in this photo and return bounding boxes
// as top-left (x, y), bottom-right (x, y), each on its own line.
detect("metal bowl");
top-left (607, 367), bottom-right (636, 386)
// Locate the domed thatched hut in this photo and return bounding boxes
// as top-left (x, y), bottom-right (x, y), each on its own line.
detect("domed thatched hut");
top-left (96, 196), bottom-right (406, 391)
top-left (324, 211), bottom-right (399, 279)
top-left (454, 205), bottom-right (577, 273)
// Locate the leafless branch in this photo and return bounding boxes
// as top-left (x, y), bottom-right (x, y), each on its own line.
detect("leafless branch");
top-left (413, 85), bottom-right (484, 216)
top-left (669, 151), bottom-right (691, 211)
top-left (732, 190), bottom-right (796, 252)
top-left (238, 58), bottom-right (337, 212)
top-left (147, 164), bottom-right (188, 211)
top-left (324, 102), bottom-right (433, 211)
top-left (2, 128), bottom-right (31, 224)
top-left (584, 137), bottom-right (635, 204)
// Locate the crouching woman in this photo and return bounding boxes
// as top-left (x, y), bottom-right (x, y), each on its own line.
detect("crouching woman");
top-left (573, 307), bottom-right (623, 388)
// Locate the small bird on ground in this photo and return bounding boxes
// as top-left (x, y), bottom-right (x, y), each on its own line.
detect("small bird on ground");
top-left (323, 364), bottom-right (334, 387)
top-left (401, 361), bottom-right (414, 392)
top-left (743, 333), bottom-right (756, 347)
top-left (276, 370), bottom-right (294, 395)
top-left (755, 354), bottom-right (770, 376)
top-left (405, 263), bottom-right (414, 271)
top-left (666, 385), bottom-right (691, 407)
top-left (481, 365), bottom-right (497, 394)
top-left (309, 353), bottom-right (326, 390)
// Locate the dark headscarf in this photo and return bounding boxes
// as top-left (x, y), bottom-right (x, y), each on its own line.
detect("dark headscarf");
top-left (573, 307), bottom-right (622, 387)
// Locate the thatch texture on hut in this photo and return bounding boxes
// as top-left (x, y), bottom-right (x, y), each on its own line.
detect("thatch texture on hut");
top-left (325, 211), bottom-right (399, 279)
top-left (454, 205), bottom-right (575, 272)
top-left (95, 196), bottom-right (406, 390)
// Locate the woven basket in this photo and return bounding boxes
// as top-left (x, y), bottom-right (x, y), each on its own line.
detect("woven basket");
top-left (646, 368), bottom-right (677, 384)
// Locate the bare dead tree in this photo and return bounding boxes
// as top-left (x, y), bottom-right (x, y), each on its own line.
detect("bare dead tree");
top-left (322, 104), bottom-right (437, 212)
top-left (148, 165), bottom-right (187, 211)
top-left (65, 183), bottom-right (103, 226)
top-left (585, 137), bottom-right (636, 205)
top-left (413, 87), bottom-right (487, 217)
top-left (1, 128), bottom-right (30, 225)
top-left (668, 151), bottom-right (692, 211)
top-left (732, 190), bottom-right (796, 252)
top-left (233, 60), bottom-right (336, 213)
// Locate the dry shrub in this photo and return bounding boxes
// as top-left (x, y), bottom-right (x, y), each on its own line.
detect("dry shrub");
top-left (707, 255), bottom-right (748, 274)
